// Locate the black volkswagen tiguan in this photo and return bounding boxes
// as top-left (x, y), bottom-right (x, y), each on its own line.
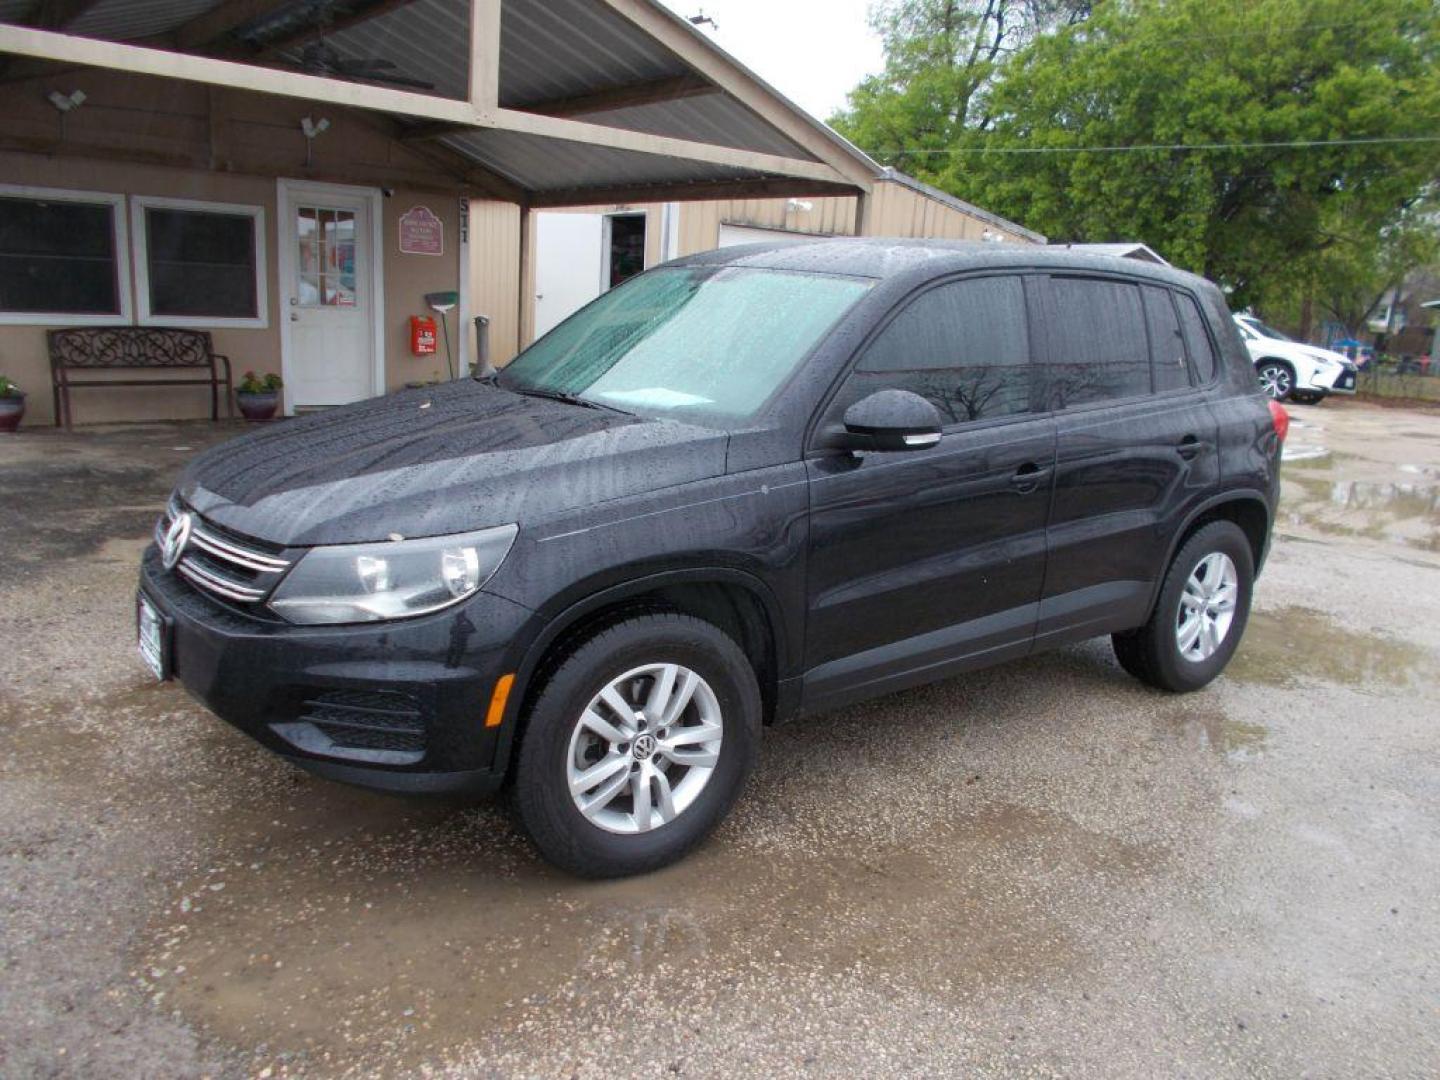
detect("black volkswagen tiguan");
top-left (139, 240), bottom-right (1285, 877)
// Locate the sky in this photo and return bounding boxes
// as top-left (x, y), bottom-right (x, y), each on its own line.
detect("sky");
top-left (656, 0), bottom-right (886, 122)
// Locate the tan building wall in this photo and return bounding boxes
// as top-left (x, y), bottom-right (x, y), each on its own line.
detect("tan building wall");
top-left (0, 68), bottom-right (467, 426)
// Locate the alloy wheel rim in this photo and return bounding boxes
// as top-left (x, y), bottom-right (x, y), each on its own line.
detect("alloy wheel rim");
top-left (566, 663), bottom-right (724, 835)
top-left (1258, 365), bottom-right (1291, 399)
top-left (1176, 552), bottom-right (1239, 662)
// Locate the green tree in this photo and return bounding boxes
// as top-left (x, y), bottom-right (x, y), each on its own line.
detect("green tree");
top-left (1278, 195), bottom-right (1440, 339)
top-left (829, 1), bottom-right (1091, 178)
top-left (930, 0), bottom-right (1440, 306)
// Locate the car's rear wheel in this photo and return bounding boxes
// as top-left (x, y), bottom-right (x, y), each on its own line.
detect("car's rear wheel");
top-left (1112, 520), bottom-right (1254, 692)
top-left (1256, 360), bottom-right (1295, 401)
top-left (513, 613), bottom-right (760, 877)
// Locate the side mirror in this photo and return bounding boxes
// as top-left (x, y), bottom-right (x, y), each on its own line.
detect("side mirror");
top-left (833, 389), bottom-right (943, 452)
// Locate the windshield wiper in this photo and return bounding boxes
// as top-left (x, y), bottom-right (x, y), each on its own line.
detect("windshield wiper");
top-left (509, 385), bottom-right (633, 416)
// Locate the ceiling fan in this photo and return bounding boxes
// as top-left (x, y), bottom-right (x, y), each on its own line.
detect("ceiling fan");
top-left (294, 38), bottom-right (435, 90)
top-left (237, 0), bottom-right (435, 90)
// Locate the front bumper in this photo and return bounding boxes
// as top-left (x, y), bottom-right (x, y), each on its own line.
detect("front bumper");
top-left (138, 546), bottom-right (533, 796)
top-left (1306, 365), bottom-right (1358, 395)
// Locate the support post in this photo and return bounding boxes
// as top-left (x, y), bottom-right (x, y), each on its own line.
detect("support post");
top-left (855, 190), bottom-right (875, 237)
top-left (518, 204), bottom-right (535, 351)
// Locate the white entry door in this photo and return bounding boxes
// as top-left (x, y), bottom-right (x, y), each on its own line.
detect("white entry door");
top-left (534, 212), bottom-right (605, 338)
top-left (278, 181), bottom-right (382, 411)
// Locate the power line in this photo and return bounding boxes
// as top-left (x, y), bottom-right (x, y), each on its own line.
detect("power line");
top-left (873, 135), bottom-right (1440, 155)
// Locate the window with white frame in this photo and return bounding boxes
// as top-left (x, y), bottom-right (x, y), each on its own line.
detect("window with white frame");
top-left (133, 197), bottom-right (268, 328)
top-left (0, 186), bottom-right (130, 325)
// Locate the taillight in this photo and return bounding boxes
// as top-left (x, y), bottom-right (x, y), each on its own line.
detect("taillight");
top-left (1268, 400), bottom-right (1290, 442)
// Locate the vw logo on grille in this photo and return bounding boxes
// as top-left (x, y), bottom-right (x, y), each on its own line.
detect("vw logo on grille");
top-left (161, 512), bottom-right (193, 570)
top-left (631, 733), bottom-right (657, 760)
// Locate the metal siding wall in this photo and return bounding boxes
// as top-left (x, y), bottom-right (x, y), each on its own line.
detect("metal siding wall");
top-left (468, 199), bottom-right (522, 365)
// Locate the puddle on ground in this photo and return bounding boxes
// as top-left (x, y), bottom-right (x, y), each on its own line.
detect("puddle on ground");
top-left (1229, 606), bottom-right (1429, 689)
top-left (1160, 707), bottom-right (1268, 761)
top-left (130, 786), bottom-right (1153, 1070)
top-left (1280, 463), bottom-right (1440, 552)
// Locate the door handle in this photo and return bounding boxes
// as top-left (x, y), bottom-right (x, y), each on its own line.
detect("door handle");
top-left (1010, 461), bottom-right (1051, 493)
top-left (1176, 434), bottom-right (1207, 460)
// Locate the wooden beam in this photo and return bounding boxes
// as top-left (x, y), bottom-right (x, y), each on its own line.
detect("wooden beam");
top-left (0, 0), bottom-right (99, 76)
top-left (175, 0), bottom-right (291, 51)
top-left (519, 74), bottom-right (719, 118)
top-left (0, 133), bottom-right (473, 197)
top-left (0, 23), bottom-right (488, 124)
top-left (469, 0), bottom-right (500, 110)
top-left (492, 108), bottom-right (851, 186)
top-left (529, 177), bottom-right (858, 208)
top-left (594, 0), bottom-right (876, 188)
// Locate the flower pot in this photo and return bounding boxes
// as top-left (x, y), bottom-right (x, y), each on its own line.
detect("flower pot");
top-left (237, 390), bottom-right (279, 422)
top-left (0, 393), bottom-right (25, 433)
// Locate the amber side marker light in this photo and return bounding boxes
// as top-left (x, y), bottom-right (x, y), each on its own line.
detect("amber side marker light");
top-left (485, 673), bottom-right (515, 728)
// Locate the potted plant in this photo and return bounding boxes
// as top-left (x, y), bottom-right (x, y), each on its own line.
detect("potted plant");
top-left (236, 371), bottom-right (282, 422)
top-left (0, 376), bottom-right (24, 433)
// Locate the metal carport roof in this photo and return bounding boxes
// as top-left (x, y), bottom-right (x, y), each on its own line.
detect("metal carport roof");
top-left (0, 0), bottom-right (878, 207)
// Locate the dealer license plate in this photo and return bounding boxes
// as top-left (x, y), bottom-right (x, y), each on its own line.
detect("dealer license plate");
top-left (137, 594), bottom-right (168, 681)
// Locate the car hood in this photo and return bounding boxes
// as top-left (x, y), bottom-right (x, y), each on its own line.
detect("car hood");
top-left (179, 380), bottom-right (729, 546)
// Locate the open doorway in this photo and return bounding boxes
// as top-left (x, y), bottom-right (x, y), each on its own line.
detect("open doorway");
top-left (605, 212), bottom-right (647, 289)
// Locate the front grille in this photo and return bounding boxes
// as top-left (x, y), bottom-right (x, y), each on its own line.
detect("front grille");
top-left (272, 689), bottom-right (427, 765)
top-left (155, 497), bottom-right (291, 608)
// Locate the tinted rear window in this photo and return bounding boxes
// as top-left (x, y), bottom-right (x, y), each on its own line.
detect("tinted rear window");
top-left (1175, 293), bottom-right (1219, 383)
top-left (1037, 277), bottom-right (1151, 408)
top-left (1143, 286), bottom-right (1191, 392)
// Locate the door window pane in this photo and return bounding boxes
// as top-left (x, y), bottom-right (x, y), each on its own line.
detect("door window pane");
top-left (1143, 285), bottom-right (1191, 392)
top-left (144, 207), bottom-right (258, 319)
top-left (297, 206), bottom-right (357, 307)
top-left (844, 276), bottom-right (1032, 424)
top-left (1037, 277), bottom-right (1151, 408)
top-left (1175, 293), bottom-right (1219, 383)
top-left (0, 195), bottom-right (120, 315)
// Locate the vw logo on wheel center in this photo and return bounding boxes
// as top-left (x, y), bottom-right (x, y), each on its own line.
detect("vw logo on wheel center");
top-left (631, 733), bottom-right (657, 760)
top-left (161, 512), bottom-right (193, 570)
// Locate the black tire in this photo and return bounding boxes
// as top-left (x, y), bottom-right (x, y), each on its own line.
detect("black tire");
top-left (1112, 521), bottom-right (1255, 693)
top-left (513, 613), bottom-right (761, 878)
top-left (1255, 359), bottom-right (1295, 401)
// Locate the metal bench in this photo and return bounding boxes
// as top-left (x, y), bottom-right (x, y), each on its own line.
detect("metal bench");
top-left (48, 327), bottom-right (235, 429)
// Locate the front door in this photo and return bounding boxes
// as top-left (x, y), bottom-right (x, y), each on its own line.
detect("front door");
top-left (802, 274), bottom-right (1055, 713)
top-left (279, 181), bottom-right (379, 411)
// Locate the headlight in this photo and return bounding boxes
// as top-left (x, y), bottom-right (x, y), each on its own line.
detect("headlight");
top-left (269, 524), bottom-right (517, 625)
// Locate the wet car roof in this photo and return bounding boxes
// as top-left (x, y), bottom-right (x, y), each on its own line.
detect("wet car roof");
top-left (672, 237), bottom-right (1207, 290)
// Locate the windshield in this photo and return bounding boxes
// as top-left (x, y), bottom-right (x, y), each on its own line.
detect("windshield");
top-left (498, 266), bottom-right (872, 425)
top-left (1244, 317), bottom-right (1293, 342)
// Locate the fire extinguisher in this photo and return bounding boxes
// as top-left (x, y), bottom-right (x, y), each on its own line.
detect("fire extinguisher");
top-left (409, 315), bottom-right (437, 356)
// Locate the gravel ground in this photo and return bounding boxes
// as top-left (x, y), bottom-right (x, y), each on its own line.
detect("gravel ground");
top-left (2, 399), bottom-right (1438, 1078)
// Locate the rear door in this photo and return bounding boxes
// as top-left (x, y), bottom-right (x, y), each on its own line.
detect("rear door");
top-left (1030, 274), bottom-right (1220, 648)
top-left (802, 274), bottom-right (1056, 712)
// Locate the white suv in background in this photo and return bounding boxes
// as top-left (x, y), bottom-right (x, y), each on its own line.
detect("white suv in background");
top-left (1233, 314), bottom-right (1358, 404)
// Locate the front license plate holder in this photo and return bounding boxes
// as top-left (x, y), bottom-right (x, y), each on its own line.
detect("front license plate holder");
top-left (137, 593), bottom-right (172, 682)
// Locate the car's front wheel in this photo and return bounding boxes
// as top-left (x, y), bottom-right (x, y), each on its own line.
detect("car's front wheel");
top-left (1112, 520), bottom-right (1255, 692)
top-left (513, 613), bottom-right (760, 877)
top-left (1256, 360), bottom-right (1295, 401)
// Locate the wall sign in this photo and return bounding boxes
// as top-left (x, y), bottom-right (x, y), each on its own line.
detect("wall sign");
top-left (398, 205), bottom-right (443, 256)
